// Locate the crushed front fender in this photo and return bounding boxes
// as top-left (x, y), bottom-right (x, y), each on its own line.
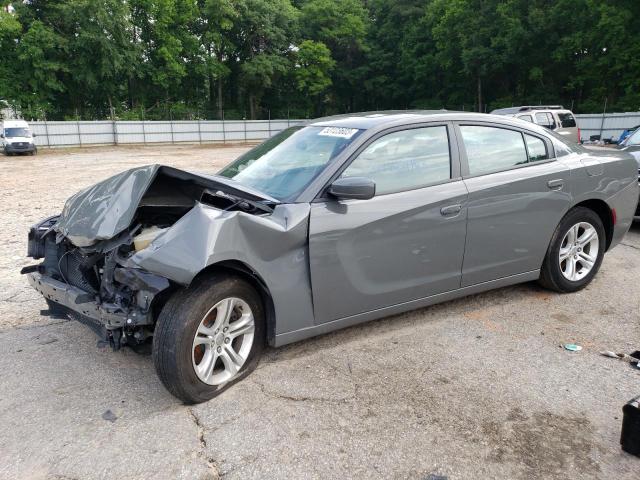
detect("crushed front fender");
top-left (126, 202), bottom-right (316, 336)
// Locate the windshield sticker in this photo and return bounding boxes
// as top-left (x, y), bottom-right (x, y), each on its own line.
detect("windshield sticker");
top-left (318, 127), bottom-right (359, 139)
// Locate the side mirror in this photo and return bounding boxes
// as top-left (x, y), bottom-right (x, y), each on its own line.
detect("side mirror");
top-left (327, 177), bottom-right (376, 200)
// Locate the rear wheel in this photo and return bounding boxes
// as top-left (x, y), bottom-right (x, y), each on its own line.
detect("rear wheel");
top-left (539, 207), bottom-right (606, 293)
top-left (153, 275), bottom-right (264, 404)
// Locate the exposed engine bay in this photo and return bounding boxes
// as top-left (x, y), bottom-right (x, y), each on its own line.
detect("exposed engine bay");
top-left (23, 165), bottom-right (278, 350)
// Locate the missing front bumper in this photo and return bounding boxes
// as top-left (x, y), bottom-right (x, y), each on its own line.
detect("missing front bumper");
top-left (27, 272), bottom-right (153, 329)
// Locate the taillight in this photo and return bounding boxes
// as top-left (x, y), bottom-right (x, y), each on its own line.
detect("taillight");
top-left (612, 208), bottom-right (617, 226)
top-left (577, 127), bottom-right (581, 143)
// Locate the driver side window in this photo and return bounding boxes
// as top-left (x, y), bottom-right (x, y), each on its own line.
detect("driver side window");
top-left (340, 126), bottom-right (451, 195)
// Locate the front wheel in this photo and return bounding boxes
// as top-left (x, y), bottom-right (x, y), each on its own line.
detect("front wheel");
top-left (539, 207), bottom-right (606, 293)
top-left (153, 275), bottom-right (265, 404)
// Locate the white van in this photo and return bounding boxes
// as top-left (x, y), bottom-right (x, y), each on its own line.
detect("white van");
top-left (2, 119), bottom-right (37, 155)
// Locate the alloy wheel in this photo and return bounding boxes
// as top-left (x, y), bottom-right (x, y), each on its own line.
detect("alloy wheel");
top-left (558, 222), bottom-right (599, 282)
top-left (191, 297), bottom-right (255, 385)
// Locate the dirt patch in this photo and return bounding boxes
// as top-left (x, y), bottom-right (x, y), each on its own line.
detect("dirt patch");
top-left (485, 411), bottom-right (601, 479)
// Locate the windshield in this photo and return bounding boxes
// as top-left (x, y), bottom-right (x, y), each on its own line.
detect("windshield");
top-left (624, 128), bottom-right (640, 146)
top-left (219, 126), bottom-right (363, 201)
top-left (4, 127), bottom-right (31, 138)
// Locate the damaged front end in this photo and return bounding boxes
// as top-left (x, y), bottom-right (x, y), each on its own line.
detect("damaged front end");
top-left (23, 164), bottom-right (280, 350)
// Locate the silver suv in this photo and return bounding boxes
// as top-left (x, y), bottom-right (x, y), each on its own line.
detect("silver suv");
top-left (490, 106), bottom-right (580, 143)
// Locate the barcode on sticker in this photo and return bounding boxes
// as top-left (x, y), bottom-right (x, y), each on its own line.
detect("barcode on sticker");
top-left (318, 127), bottom-right (359, 139)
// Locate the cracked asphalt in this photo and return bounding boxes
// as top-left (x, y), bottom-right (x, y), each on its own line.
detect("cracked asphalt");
top-left (1, 145), bottom-right (639, 480)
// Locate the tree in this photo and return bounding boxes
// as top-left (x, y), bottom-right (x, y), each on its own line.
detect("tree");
top-left (293, 40), bottom-right (334, 115)
top-left (15, 21), bottom-right (67, 118)
top-left (57, 0), bottom-right (137, 117)
top-left (299, 0), bottom-right (369, 111)
top-left (198, 0), bottom-right (237, 118)
top-left (234, 0), bottom-right (298, 118)
top-left (2, 0), bottom-right (640, 119)
top-left (130, 0), bottom-right (200, 114)
top-left (0, 6), bottom-right (22, 115)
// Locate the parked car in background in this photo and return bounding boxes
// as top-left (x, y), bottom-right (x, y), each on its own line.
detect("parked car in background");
top-left (618, 125), bottom-right (640, 146)
top-left (490, 106), bottom-right (580, 143)
top-left (1, 119), bottom-right (37, 155)
top-left (22, 111), bottom-right (638, 403)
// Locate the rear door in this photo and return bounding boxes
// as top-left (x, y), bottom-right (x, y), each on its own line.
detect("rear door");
top-left (308, 123), bottom-right (468, 323)
top-left (456, 123), bottom-right (572, 286)
top-left (556, 112), bottom-right (579, 142)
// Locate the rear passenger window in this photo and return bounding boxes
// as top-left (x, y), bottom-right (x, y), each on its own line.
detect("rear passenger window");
top-left (460, 126), bottom-right (527, 175)
top-left (558, 113), bottom-right (576, 128)
top-left (341, 126), bottom-right (451, 195)
top-left (524, 134), bottom-right (548, 161)
top-left (519, 115), bottom-right (533, 123)
top-left (535, 112), bottom-right (556, 129)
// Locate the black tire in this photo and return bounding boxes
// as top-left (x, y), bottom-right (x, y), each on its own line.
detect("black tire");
top-left (539, 206), bottom-right (606, 293)
top-left (152, 275), bottom-right (265, 404)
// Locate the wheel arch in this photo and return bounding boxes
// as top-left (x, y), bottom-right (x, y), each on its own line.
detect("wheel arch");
top-left (191, 260), bottom-right (277, 346)
top-left (571, 198), bottom-right (614, 250)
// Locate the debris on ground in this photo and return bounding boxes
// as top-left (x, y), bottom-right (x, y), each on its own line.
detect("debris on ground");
top-left (621, 395), bottom-right (640, 457)
top-left (563, 343), bottom-right (582, 352)
top-left (101, 409), bottom-right (118, 423)
top-left (600, 351), bottom-right (640, 368)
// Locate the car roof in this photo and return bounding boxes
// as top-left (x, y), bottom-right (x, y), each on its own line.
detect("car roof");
top-left (491, 106), bottom-right (571, 115)
top-left (308, 109), bottom-right (552, 135)
top-left (309, 110), bottom-right (453, 129)
top-left (3, 120), bottom-right (29, 127)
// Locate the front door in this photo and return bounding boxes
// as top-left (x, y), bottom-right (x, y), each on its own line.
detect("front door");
top-left (456, 123), bottom-right (572, 286)
top-left (308, 124), bottom-right (468, 324)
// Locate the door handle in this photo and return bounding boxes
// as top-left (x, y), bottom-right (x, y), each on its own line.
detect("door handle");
top-left (440, 204), bottom-right (462, 216)
top-left (547, 179), bottom-right (564, 190)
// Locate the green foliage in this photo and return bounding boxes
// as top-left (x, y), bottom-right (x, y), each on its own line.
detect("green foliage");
top-left (294, 40), bottom-right (334, 97)
top-left (1, 0), bottom-right (639, 119)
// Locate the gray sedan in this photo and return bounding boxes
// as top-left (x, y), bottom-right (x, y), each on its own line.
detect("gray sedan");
top-left (23, 111), bottom-right (639, 403)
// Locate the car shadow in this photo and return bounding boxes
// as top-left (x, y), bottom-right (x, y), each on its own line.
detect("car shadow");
top-left (260, 280), bottom-right (547, 365)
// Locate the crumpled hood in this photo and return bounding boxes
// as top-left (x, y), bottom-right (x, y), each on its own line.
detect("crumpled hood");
top-left (55, 164), bottom-right (277, 247)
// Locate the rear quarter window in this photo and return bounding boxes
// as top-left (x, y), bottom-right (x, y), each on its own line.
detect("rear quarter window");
top-left (524, 134), bottom-right (548, 161)
top-left (558, 113), bottom-right (577, 128)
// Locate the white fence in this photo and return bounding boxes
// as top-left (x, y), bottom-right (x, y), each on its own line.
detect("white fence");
top-left (574, 113), bottom-right (640, 142)
top-left (29, 119), bottom-right (305, 147)
top-left (22, 113), bottom-right (640, 147)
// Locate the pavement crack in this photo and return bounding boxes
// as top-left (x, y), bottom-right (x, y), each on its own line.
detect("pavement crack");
top-left (187, 407), bottom-right (219, 479)
top-left (254, 380), bottom-right (353, 404)
top-left (620, 242), bottom-right (640, 251)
